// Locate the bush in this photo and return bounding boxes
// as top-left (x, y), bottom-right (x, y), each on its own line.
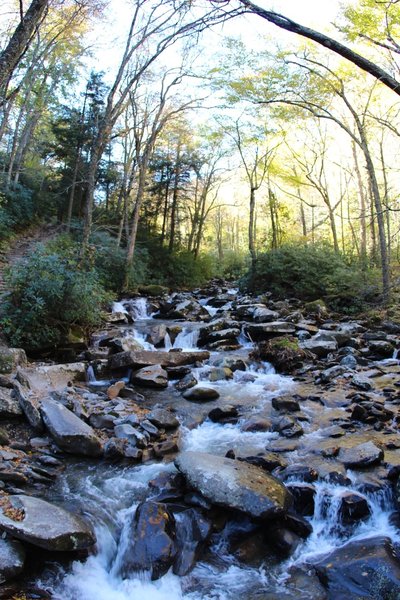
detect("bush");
top-left (242, 243), bottom-right (378, 312)
top-left (0, 246), bottom-right (112, 351)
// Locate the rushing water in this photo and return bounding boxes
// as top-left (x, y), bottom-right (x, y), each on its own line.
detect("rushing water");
top-left (39, 298), bottom-right (400, 599)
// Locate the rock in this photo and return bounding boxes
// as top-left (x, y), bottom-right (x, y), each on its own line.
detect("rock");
top-left (339, 492), bottom-right (371, 524)
top-left (318, 365), bottom-right (348, 383)
top-left (208, 367), bottom-right (233, 382)
top-left (147, 407), bottom-right (179, 429)
top-left (173, 508), bottom-right (212, 576)
top-left (117, 501), bottom-right (176, 580)
top-left (40, 398), bottom-right (103, 457)
top-left (272, 396), bottom-right (300, 412)
top-left (153, 440), bottom-right (179, 457)
top-left (13, 382), bottom-right (43, 431)
top-left (339, 441), bottom-right (383, 468)
top-left (0, 348), bottom-right (27, 375)
top-left (20, 362), bottom-right (87, 392)
top-left (0, 537), bottom-right (25, 583)
top-left (253, 307), bottom-right (280, 323)
top-left (244, 322), bottom-right (296, 341)
top-left (0, 495), bottom-right (95, 551)
top-left (287, 484), bottom-right (316, 516)
top-left (182, 387), bottom-right (220, 402)
top-left (146, 324), bottom-right (168, 348)
top-left (250, 337), bottom-right (310, 373)
top-left (340, 354), bottom-right (358, 368)
top-left (106, 381), bottom-right (125, 399)
top-left (175, 451), bottom-right (293, 519)
top-left (114, 424), bottom-right (142, 446)
top-left (274, 416), bottom-right (304, 438)
top-left (109, 350), bottom-right (210, 371)
top-left (266, 523), bottom-right (301, 558)
top-left (301, 337), bottom-right (337, 358)
top-left (368, 340), bottom-right (395, 358)
top-left (236, 452), bottom-right (287, 472)
top-left (106, 312), bottom-right (128, 324)
top-left (241, 416), bottom-right (272, 432)
top-left (351, 375), bottom-right (373, 391)
top-left (165, 365), bottom-right (191, 379)
top-left (138, 284), bottom-right (168, 297)
top-left (312, 536), bottom-right (400, 599)
top-left (208, 405), bottom-right (238, 422)
top-left (175, 373), bottom-right (197, 391)
top-left (0, 388), bottom-right (22, 418)
top-left (131, 365), bottom-right (168, 389)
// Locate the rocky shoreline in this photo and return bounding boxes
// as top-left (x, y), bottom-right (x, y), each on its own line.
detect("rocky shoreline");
top-left (0, 283), bottom-right (400, 598)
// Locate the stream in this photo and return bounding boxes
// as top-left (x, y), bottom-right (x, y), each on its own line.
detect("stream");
top-left (26, 294), bottom-right (400, 599)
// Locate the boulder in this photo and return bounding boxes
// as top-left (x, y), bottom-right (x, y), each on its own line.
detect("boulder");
top-left (209, 367), bottom-right (233, 382)
top-left (13, 381), bottom-right (43, 430)
top-left (182, 387), bottom-right (220, 402)
top-left (147, 407), bottom-right (179, 429)
top-left (339, 441), bottom-right (383, 469)
top-left (301, 337), bottom-right (337, 358)
top-left (109, 350), bottom-right (210, 371)
top-left (175, 451), bottom-right (292, 519)
top-left (40, 398), bottom-right (103, 457)
top-left (131, 365), bottom-right (168, 389)
top-left (173, 508), bottom-right (212, 576)
top-left (0, 537), bottom-right (25, 583)
top-left (0, 348), bottom-right (27, 375)
top-left (244, 322), bottom-right (296, 341)
top-left (0, 494), bottom-right (95, 551)
top-left (117, 501), bottom-right (176, 580)
top-left (175, 373), bottom-right (197, 391)
top-left (339, 492), bottom-right (371, 524)
top-left (0, 387), bottom-right (22, 418)
top-left (146, 324), bottom-right (168, 348)
top-left (312, 536), bottom-right (400, 599)
top-left (272, 396), bottom-right (300, 412)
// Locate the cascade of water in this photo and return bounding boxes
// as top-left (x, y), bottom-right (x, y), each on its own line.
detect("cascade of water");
top-left (86, 365), bottom-right (96, 382)
top-left (112, 301), bottom-right (128, 314)
top-left (172, 327), bottom-right (200, 350)
top-left (164, 331), bottom-right (172, 351)
top-left (129, 298), bottom-right (150, 320)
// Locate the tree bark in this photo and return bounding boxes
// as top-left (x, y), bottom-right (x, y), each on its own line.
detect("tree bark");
top-left (0, 0), bottom-right (48, 103)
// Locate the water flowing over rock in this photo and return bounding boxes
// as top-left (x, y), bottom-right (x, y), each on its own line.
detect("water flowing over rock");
top-left (0, 495), bottom-right (95, 551)
top-left (131, 365), bottom-right (168, 388)
top-left (182, 387), bottom-right (220, 402)
top-left (175, 451), bottom-right (293, 519)
top-left (339, 441), bottom-right (384, 468)
top-left (40, 398), bottom-right (103, 457)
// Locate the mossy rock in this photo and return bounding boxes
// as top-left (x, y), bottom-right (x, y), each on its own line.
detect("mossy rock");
top-left (303, 299), bottom-right (328, 317)
top-left (0, 348), bottom-right (27, 374)
top-left (138, 285), bottom-right (169, 297)
top-left (250, 336), bottom-right (310, 373)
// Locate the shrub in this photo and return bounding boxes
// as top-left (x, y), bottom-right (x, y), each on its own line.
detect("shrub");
top-left (0, 246), bottom-right (112, 351)
top-left (242, 243), bottom-right (378, 312)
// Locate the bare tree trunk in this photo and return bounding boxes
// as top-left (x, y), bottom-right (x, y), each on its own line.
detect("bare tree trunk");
top-left (352, 140), bottom-right (367, 266)
top-left (249, 186), bottom-right (257, 268)
top-left (169, 140), bottom-right (182, 253)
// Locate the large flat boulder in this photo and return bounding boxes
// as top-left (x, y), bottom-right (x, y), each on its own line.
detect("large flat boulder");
top-left (244, 322), bottom-right (296, 341)
top-left (131, 365), bottom-right (168, 389)
top-left (175, 451), bottom-right (292, 519)
top-left (109, 350), bottom-right (210, 370)
top-left (0, 495), bottom-right (95, 551)
top-left (40, 398), bottom-right (103, 457)
top-left (19, 362), bottom-right (87, 393)
top-left (339, 441), bottom-right (383, 468)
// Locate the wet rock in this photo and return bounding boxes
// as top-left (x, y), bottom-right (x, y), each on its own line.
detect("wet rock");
top-left (209, 367), bottom-right (233, 382)
top-left (147, 407), bottom-right (179, 430)
top-left (340, 354), bottom-right (358, 368)
top-left (272, 396), bottom-right (300, 412)
top-left (351, 375), bottom-right (373, 391)
top-left (236, 452), bottom-right (287, 472)
top-left (368, 339), bottom-right (395, 358)
top-left (286, 484), bottom-right (316, 516)
top-left (212, 357), bottom-right (248, 372)
top-left (175, 451), bottom-right (293, 519)
top-left (201, 329), bottom-right (240, 347)
top-left (241, 416), bottom-right (272, 432)
top-left (0, 494), bottom-right (95, 551)
top-left (153, 440), bottom-right (179, 457)
top-left (114, 424), bottom-right (143, 446)
top-left (279, 464), bottom-right (318, 483)
top-left (13, 382), bottom-right (43, 430)
top-left (166, 365), bottom-right (191, 379)
top-left (244, 322), bottom-right (296, 341)
top-left (173, 508), bottom-right (212, 576)
top-left (182, 387), bottom-right (220, 402)
top-left (140, 419), bottom-right (159, 437)
top-left (250, 337), bottom-right (310, 373)
top-left (0, 388), bottom-right (22, 418)
top-left (274, 416), bottom-right (304, 438)
top-left (106, 311), bottom-right (129, 324)
top-left (175, 373), bottom-right (197, 391)
top-left (208, 405), bottom-right (238, 422)
top-left (131, 365), bottom-right (168, 389)
top-left (339, 441), bottom-right (384, 468)
top-left (109, 350), bottom-right (210, 370)
top-left (312, 536), bottom-right (400, 599)
top-left (40, 398), bottom-right (103, 457)
top-left (339, 492), bottom-right (371, 524)
top-left (253, 307), bottom-right (280, 323)
top-left (118, 501), bottom-right (176, 580)
top-left (266, 523), bottom-right (301, 558)
top-left (0, 537), bottom-right (25, 583)
top-left (146, 324), bottom-right (167, 348)
top-left (318, 365), bottom-right (348, 383)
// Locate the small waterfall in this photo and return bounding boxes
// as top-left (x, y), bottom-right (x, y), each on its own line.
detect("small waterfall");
top-left (112, 301), bottom-right (128, 314)
top-left (172, 327), bottom-right (200, 350)
top-left (129, 298), bottom-right (150, 320)
top-left (164, 332), bottom-right (172, 351)
top-left (86, 365), bottom-right (96, 382)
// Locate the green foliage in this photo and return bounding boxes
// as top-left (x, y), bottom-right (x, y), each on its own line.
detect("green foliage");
top-left (242, 243), bottom-right (379, 312)
top-left (1, 245), bottom-right (112, 351)
top-left (216, 250), bottom-right (249, 280)
top-left (0, 178), bottom-right (36, 244)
